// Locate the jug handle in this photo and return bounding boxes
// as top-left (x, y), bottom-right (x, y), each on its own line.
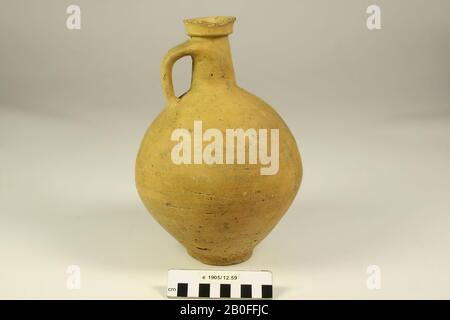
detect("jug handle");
top-left (161, 40), bottom-right (196, 105)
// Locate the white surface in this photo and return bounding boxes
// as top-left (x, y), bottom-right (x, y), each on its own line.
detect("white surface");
top-left (1, 100), bottom-right (450, 299)
top-left (1, 0), bottom-right (450, 299)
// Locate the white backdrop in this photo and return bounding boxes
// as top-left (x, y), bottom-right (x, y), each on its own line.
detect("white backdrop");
top-left (1, 0), bottom-right (449, 299)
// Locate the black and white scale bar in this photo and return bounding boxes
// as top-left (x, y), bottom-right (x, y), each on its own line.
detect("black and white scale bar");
top-left (174, 283), bottom-right (272, 298)
top-left (167, 269), bottom-right (273, 299)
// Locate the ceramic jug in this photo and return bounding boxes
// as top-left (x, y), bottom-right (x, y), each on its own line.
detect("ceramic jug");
top-left (136, 16), bottom-right (302, 265)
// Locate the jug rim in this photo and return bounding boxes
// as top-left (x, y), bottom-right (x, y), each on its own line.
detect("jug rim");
top-left (183, 16), bottom-right (236, 37)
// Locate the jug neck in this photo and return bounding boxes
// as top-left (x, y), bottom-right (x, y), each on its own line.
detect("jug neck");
top-left (190, 36), bottom-right (236, 88)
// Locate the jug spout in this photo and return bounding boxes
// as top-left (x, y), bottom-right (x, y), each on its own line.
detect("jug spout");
top-left (160, 16), bottom-right (238, 103)
top-left (183, 16), bottom-right (236, 37)
top-left (183, 17), bottom-right (237, 88)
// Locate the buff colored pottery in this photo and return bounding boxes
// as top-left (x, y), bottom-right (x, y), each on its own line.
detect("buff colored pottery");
top-left (136, 16), bottom-right (302, 265)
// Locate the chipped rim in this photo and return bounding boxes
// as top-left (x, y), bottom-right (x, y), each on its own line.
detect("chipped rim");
top-left (183, 16), bottom-right (236, 27)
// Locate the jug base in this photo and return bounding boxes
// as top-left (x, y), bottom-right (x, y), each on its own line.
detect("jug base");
top-left (187, 249), bottom-right (253, 266)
